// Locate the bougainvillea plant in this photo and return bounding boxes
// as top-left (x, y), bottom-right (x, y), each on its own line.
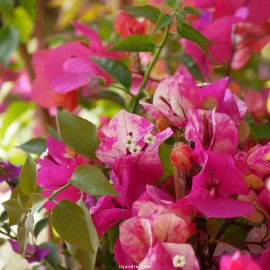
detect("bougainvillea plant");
top-left (1, 0), bottom-right (270, 269)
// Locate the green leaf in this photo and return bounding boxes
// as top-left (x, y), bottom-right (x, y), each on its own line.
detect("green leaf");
top-left (34, 217), bottom-right (51, 238)
top-left (6, 7), bottom-right (33, 43)
top-left (91, 91), bottom-right (125, 108)
top-left (220, 233), bottom-right (249, 251)
top-left (69, 164), bottom-right (120, 196)
top-left (52, 200), bottom-right (95, 254)
top-left (197, 43), bottom-right (217, 62)
top-left (17, 214), bottom-right (29, 257)
top-left (20, 154), bottom-right (43, 196)
top-left (11, 184), bottom-right (30, 207)
top-left (58, 111), bottom-right (100, 160)
top-left (38, 242), bottom-right (59, 270)
top-left (91, 57), bottom-right (132, 89)
top-left (158, 144), bottom-right (174, 182)
top-left (262, 42), bottom-right (270, 59)
top-left (207, 218), bottom-right (219, 238)
top-left (181, 6), bottom-right (203, 15)
top-left (250, 120), bottom-right (270, 139)
top-left (16, 138), bottom-right (47, 155)
top-left (0, 101), bottom-right (33, 139)
top-left (66, 200), bottom-right (99, 270)
top-left (0, 238), bottom-right (6, 247)
top-left (0, 26), bottom-right (19, 66)
top-left (154, 13), bottom-right (172, 33)
top-left (66, 243), bottom-right (96, 270)
top-left (108, 222), bottom-right (120, 252)
top-left (25, 213), bottom-right (34, 235)
top-left (0, 211), bottom-right (8, 223)
top-left (106, 34), bottom-right (156, 52)
top-left (177, 23), bottom-right (214, 46)
top-left (30, 193), bottom-right (48, 214)
top-left (196, 220), bottom-right (207, 233)
top-left (124, 5), bottom-right (160, 20)
top-left (2, 199), bottom-right (24, 217)
top-left (165, 0), bottom-right (175, 8)
top-left (176, 52), bottom-right (204, 81)
top-left (0, 0), bottom-right (13, 14)
top-left (48, 125), bottom-right (61, 141)
top-left (175, 12), bottom-right (184, 26)
top-left (8, 214), bottom-right (20, 227)
top-left (19, 0), bottom-right (36, 20)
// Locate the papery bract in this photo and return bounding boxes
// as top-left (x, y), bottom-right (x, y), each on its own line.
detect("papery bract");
top-left (8, 239), bottom-right (51, 264)
top-left (91, 185), bottom-right (132, 238)
top-left (139, 243), bottom-right (199, 270)
top-left (185, 151), bottom-right (253, 218)
top-left (220, 250), bottom-right (262, 270)
top-left (113, 12), bottom-right (147, 38)
top-left (0, 160), bottom-right (21, 182)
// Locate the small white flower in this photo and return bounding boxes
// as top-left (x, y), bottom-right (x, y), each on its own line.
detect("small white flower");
top-left (173, 255), bottom-right (186, 268)
top-left (129, 145), bottom-right (141, 154)
top-left (144, 133), bottom-right (157, 146)
top-left (36, 164), bottom-right (41, 171)
top-left (40, 148), bottom-right (49, 160)
top-left (123, 135), bottom-right (136, 148)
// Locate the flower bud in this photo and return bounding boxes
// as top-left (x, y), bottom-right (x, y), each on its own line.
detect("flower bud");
top-left (64, 146), bottom-right (78, 158)
top-left (244, 173), bottom-right (264, 190)
top-left (156, 115), bottom-right (176, 134)
top-left (170, 144), bottom-right (193, 169)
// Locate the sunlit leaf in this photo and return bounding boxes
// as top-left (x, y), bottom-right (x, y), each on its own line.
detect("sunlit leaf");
top-left (52, 200), bottom-right (95, 254)
top-left (262, 42), bottom-right (270, 59)
top-left (20, 154), bottom-right (43, 196)
top-left (58, 111), bottom-right (100, 160)
top-left (6, 7), bottom-right (33, 42)
top-left (0, 101), bottom-right (33, 139)
top-left (124, 5), bottom-right (160, 20)
top-left (106, 34), bottom-right (156, 52)
top-left (19, 0), bottom-right (36, 20)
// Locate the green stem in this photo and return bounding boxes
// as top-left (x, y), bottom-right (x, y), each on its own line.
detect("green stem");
top-left (131, 25), bottom-right (171, 113)
top-left (48, 183), bottom-right (72, 202)
top-left (108, 84), bottom-right (135, 97)
top-left (0, 230), bottom-right (17, 240)
top-left (209, 218), bottom-right (234, 259)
